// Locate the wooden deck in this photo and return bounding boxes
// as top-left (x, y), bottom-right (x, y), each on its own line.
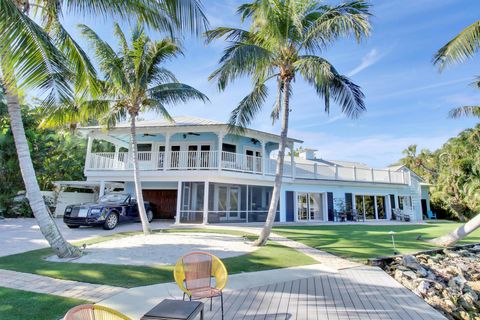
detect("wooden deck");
top-left (207, 266), bottom-right (445, 320)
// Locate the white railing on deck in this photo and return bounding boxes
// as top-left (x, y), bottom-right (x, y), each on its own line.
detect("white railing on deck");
top-left (87, 151), bottom-right (409, 184)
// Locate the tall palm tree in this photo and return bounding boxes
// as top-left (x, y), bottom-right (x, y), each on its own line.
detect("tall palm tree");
top-left (80, 23), bottom-right (208, 234)
top-left (0, 0), bottom-right (207, 257)
top-left (207, 0), bottom-right (371, 245)
top-left (434, 20), bottom-right (480, 119)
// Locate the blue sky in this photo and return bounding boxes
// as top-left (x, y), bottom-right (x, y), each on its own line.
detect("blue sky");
top-left (63, 0), bottom-right (480, 167)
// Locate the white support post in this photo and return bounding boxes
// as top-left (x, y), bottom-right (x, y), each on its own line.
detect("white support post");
top-left (334, 165), bottom-right (339, 180)
top-left (85, 136), bottom-right (93, 169)
top-left (114, 145), bottom-right (120, 169)
top-left (99, 180), bottom-right (106, 197)
top-left (374, 195), bottom-right (378, 220)
top-left (261, 140), bottom-right (266, 176)
top-left (371, 168), bottom-right (375, 182)
top-left (388, 169), bottom-right (392, 183)
top-left (353, 166), bottom-right (357, 181)
top-left (164, 133), bottom-right (171, 171)
top-left (217, 132), bottom-right (224, 171)
top-left (402, 171), bottom-right (406, 184)
top-left (203, 181), bottom-right (209, 224)
top-left (175, 180), bottom-right (182, 224)
top-left (314, 163), bottom-right (318, 179)
top-left (290, 144), bottom-right (295, 179)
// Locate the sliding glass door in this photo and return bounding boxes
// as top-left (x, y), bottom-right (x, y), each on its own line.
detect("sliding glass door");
top-left (297, 192), bottom-right (324, 221)
top-left (355, 194), bottom-right (387, 220)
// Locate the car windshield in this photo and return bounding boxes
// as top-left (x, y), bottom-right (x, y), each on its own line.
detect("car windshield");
top-left (98, 193), bottom-right (129, 203)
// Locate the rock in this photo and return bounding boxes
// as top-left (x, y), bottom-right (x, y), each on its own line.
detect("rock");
top-left (415, 280), bottom-right (430, 297)
top-left (450, 275), bottom-right (468, 291)
top-left (401, 255), bottom-right (428, 277)
top-left (470, 245), bottom-right (480, 253)
top-left (468, 281), bottom-right (480, 292)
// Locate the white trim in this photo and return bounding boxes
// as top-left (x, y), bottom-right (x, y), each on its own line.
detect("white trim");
top-left (203, 181), bottom-right (209, 224)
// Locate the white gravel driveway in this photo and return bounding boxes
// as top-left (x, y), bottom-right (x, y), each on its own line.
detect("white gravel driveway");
top-left (0, 218), bottom-right (174, 257)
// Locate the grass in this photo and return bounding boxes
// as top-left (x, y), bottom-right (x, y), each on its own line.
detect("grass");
top-left (0, 286), bottom-right (88, 320)
top-left (0, 228), bottom-right (316, 288)
top-left (273, 222), bottom-right (480, 261)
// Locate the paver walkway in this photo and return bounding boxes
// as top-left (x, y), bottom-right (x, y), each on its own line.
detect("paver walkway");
top-left (0, 269), bottom-right (125, 302)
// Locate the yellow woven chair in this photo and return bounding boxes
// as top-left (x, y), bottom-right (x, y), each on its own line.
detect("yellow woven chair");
top-left (64, 304), bottom-right (131, 320)
top-left (174, 251), bottom-right (228, 320)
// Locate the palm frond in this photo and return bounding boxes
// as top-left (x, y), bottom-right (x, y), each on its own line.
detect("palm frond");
top-left (302, 1), bottom-right (371, 52)
top-left (148, 82), bottom-right (209, 105)
top-left (143, 99), bottom-right (174, 122)
top-left (78, 24), bottom-right (129, 92)
top-left (0, 0), bottom-right (72, 105)
top-left (449, 106), bottom-right (480, 119)
top-left (209, 41), bottom-right (273, 90)
top-left (434, 20), bottom-right (480, 70)
top-left (295, 55), bottom-right (365, 118)
top-left (228, 82), bottom-right (268, 133)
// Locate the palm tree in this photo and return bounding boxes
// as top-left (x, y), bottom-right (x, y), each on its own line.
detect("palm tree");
top-left (434, 20), bottom-right (480, 119)
top-left (207, 0), bottom-right (371, 245)
top-left (430, 20), bottom-right (480, 246)
top-left (80, 23), bottom-right (208, 234)
top-left (0, 0), bottom-right (207, 257)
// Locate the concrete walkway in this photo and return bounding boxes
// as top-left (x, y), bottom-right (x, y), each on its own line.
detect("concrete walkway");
top-left (0, 269), bottom-right (125, 302)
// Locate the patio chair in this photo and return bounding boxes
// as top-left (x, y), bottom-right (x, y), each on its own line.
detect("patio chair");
top-left (174, 252), bottom-right (228, 320)
top-left (64, 304), bottom-right (131, 320)
top-left (427, 210), bottom-right (437, 220)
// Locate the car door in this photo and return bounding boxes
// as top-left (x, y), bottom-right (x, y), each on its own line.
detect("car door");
top-left (126, 197), bottom-right (139, 220)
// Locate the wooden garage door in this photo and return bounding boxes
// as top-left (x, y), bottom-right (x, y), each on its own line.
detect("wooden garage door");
top-left (143, 190), bottom-right (177, 219)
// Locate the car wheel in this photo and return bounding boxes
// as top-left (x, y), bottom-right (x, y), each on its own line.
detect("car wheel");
top-left (103, 213), bottom-right (118, 230)
top-left (67, 224), bottom-right (79, 229)
top-left (146, 209), bottom-right (154, 223)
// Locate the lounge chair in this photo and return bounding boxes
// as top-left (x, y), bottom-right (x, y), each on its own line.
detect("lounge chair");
top-left (174, 252), bottom-right (228, 320)
top-left (427, 210), bottom-right (437, 219)
top-left (64, 304), bottom-right (130, 320)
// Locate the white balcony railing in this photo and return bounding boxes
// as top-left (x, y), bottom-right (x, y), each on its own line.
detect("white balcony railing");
top-left (87, 151), bottom-right (409, 184)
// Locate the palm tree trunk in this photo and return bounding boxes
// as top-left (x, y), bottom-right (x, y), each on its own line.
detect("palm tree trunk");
top-left (130, 114), bottom-right (151, 235)
top-left (4, 85), bottom-right (80, 258)
top-left (254, 79), bottom-right (291, 246)
top-left (429, 213), bottom-right (480, 246)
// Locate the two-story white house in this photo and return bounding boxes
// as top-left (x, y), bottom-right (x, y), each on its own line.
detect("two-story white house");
top-left (79, 116), bottom-right (430, 224)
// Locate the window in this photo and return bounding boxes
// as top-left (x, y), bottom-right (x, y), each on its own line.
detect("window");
top-left (398, 196), bottom-right (412, 210)
top-left (355, 194), bottom-right (387, 220)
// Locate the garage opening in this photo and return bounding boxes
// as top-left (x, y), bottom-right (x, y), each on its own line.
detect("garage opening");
top-left (142, 190), bottom-right (177, 220)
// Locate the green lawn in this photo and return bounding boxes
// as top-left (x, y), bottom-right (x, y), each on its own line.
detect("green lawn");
top-left (0, 286), bottom-right (88, 320)
top-left (0, 228), bottom-right (316, 288)
top-left (273, 222), bottom-right (480, 261)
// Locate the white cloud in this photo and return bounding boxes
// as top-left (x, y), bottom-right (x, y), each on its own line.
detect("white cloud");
top-left (347, 48), bottom-right (384, 77)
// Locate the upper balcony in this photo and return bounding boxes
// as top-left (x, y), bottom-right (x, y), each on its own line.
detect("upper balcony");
top-left (80, 116), bottom-right (410, 185)
top-left (86, 150), bottom-right (410, 185)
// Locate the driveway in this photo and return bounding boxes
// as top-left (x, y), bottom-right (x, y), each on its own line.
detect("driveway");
top-left (0, 218), bottom-right (174, 257)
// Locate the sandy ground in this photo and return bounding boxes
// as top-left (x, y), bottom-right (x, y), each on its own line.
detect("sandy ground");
top-left (47, 232), bottom-right (257, 266)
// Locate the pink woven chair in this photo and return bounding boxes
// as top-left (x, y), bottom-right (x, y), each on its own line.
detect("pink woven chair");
top-left (64, 304), bottom-right (131, 320)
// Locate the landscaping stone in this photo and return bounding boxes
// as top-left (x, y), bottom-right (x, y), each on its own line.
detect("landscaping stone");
top-left (385, 244), bottom-right (480, 320)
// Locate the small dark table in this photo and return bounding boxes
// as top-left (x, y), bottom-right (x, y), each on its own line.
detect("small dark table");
top-left (141, 299), bottom-right (204, 320)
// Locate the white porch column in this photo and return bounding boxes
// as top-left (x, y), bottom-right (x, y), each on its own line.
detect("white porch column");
top-left (114, 145), bottom-right (120, 169)
top-left (99, 180), bottom-right (106, 197)
top-left (217, 132), bottom-right (224, 171)
top-left (203, 181), bottom-right (209, 224)
top-left (261, 140), bottom-right (266, 176)
top-left (374, 195), bottom-right (378, 220)
top-left (175, 180), bottom-right (182, 224)
top-left (85, 136), bottom-right (93, 170)
top-left (290, 143), bottom-right (296, 179)
top-left (164, 132), bottom-right (171, 171)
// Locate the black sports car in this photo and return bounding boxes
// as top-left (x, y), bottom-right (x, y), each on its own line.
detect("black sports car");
top-left (63, 193), bottom-right (154, 230)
